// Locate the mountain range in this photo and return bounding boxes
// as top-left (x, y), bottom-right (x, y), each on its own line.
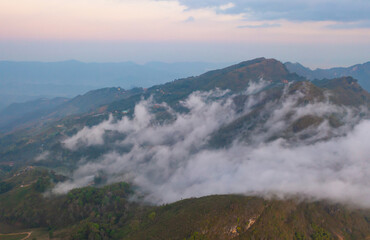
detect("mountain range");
top-left (285, 61), bottom-right (370, 91)
top-left (0, 57), bottom-right (369, 239)
top-left (0, 60), bottom-right (229, 110)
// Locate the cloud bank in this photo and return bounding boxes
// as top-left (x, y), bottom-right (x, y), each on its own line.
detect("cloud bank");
top-left (55, 83), bottom-right (370, 207)
top-left (172, 0), bottom-right (370, 23)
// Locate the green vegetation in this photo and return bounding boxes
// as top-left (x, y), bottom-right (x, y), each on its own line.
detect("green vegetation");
top-left (33, 177), bottom-right (50, 192)
top-left (0, 233), bottom-right (28, 240)
top-left (70, 221), bottom-right (113, 240)
top-left (148, 211), bottom-right (156, 221)
top-left (0, 168), bottom-right (369, 239)
top-left (294, 232), bottom-right (306, 240)
top-left (0, 182), bottom-right (13, 194)
top-left (185, 232), bottom-right (208, 240)
top-left (311, 224), bottom-right (333, 240)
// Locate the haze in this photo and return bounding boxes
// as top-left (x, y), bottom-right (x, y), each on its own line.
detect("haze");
top-left (0, 0), bottom-right (369, 68)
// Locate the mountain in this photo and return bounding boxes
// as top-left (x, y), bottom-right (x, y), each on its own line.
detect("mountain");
top-left (0, 58), bottom-right (300, 133)
top-left (1, 57), bottom-right (369, 167)
top-left (0, 58), bottom-right (370, 239)
top-left (0, 87), bottom-right (143, 132)
top-left (0, 60), bottom-right (229, 109)
top-left (0, 97), bottom-right (69, 128)
top-left (285, 61), bottom-right (370, 91)
top-left (107, 57), bottom-right (305, 112)
top-left (0, 167), bottom-right (369, 240)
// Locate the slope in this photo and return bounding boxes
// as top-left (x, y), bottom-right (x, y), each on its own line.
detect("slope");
top-left (0, 168), bottom-right (369, 240)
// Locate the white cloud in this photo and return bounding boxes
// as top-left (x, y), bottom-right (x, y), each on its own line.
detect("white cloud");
top-left (219, 3), bottom-right (235, 11)
top-left (55, 82), bottom-right (370, 208)
top-left (34, 151), bottom-right (50, 162)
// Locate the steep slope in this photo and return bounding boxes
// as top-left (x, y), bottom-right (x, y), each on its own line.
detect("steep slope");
top-left (210, 77), bottom-right (370, 147)
top-left (285, 61), bottom-right (370, 91)
top-left (126, 195), bottom-right (370, 240)
top-left (312, 77), bottom-right (370, 107)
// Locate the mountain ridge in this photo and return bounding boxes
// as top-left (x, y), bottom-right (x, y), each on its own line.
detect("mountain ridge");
top-left (0, 58), bottom-right (370, 239)
top-left (285, 61), bottom-right (370, 91)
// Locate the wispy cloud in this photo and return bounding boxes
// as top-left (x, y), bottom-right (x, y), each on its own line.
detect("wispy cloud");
top-left (172, 0), bottom-right (370, 22)
top-left (55, 82), bottom-right (370, 208)
top-left (219, 3), bottom-right (235, 11)
top-left (326, 21), bottom-right (370, 29)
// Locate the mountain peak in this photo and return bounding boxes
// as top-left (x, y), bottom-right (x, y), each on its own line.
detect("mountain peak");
top-left (195, 58), bottom-right (304, 91)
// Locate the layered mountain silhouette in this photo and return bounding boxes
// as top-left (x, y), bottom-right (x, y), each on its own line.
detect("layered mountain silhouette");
top-left (0, 58), bottom-right (370, 239)
top-left (285, 61), bottom-right (370, 91)
top-left (1, 57), bottom-right (369, 166)
top-left (0, 60), bottom-right (228, 110)
top-left (1, 58), bottom-right (369, 134)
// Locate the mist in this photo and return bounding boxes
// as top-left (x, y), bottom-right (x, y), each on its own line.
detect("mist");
top-left (54, 82), bottom-right (370, 207)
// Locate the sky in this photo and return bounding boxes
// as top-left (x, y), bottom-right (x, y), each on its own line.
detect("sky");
top-left (0, 0), bottom-right (369, 68)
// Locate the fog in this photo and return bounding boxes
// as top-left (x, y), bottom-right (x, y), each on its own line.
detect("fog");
top-left (54, 82), bottom-right (370, 207)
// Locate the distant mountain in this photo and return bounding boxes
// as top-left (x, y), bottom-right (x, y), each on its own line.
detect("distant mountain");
top-left (0, 58), bottom-right (298, 132)
top-left (0, 97), bottom-right (69, 129)
top-left (0, 87), bottom-right (143, 132)
top-left (0, 94), bottom-right (52, 111)
top-left (0, 60), bottom-right (229, 109)
top-left (285, 61), bottom-right (370, 91)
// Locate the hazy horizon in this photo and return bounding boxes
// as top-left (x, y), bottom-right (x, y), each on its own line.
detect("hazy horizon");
top-left (0, 57), bottom-right (369, 70)
top-left (0, 0), bottom-right (369, 69)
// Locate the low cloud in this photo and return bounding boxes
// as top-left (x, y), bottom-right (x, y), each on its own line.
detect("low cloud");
top-left (55, 83), bottom-right (370, 207)
top-left (34, 151), bottom-right (50, 162)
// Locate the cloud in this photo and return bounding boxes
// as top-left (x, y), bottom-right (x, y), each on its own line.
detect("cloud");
top-left (170, 0), bottom-right (370, 23)
top-left (55, 82), bottom-right (370, 208)
top-left (326, 21), bottom-right (370, 29)
top-left (34, 151), bottom-right (50, 162)
top-left (237, 23), bottom-right (281, 29)
top-left (219, 3), bottom-right (235, 11)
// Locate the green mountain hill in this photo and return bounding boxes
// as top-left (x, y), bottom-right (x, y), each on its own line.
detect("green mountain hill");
top-left (107, 57), bottom-right (305, 112)
top-left (0, 60), bottom-right (229, 112)
top-left (0, 87), bottom-right (143, 133)
top-left (1, 57), bottom-right (369, 171)
top-left (0, 97), bottom-right (69, 130)
top-left (0, 58), bottom-right (369, 239)
top-left (0, 167), bottom-right (369, 240)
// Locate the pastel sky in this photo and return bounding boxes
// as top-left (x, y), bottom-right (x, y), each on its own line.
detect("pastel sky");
top-left (0, 0), bottom-right (369, 68)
